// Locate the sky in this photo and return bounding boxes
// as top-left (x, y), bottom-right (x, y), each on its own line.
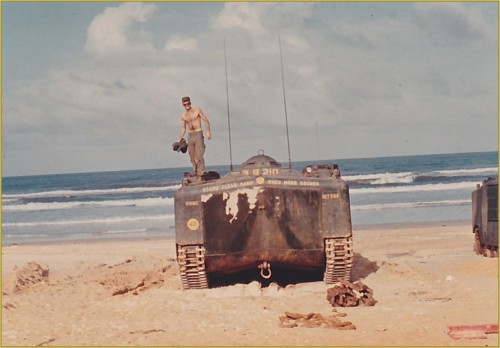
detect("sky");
top-left (2, 1), bottom-right (498, 177)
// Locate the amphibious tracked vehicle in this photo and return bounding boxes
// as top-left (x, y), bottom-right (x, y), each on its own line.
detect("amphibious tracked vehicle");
top-left (175, 151), bottom-right (353, 289)
top-left (472, 176), bottom-right (498, 257)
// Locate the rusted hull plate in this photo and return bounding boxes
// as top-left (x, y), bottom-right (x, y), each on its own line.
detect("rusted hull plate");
top-left (205, 249), bottom-right (324, 274)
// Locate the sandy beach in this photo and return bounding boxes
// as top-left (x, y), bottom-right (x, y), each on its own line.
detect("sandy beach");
top-left (2, 223), bottom-right (498, 346)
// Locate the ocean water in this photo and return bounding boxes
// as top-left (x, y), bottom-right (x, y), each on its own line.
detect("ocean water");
top-left (2, 151), bottom-right (497, 245)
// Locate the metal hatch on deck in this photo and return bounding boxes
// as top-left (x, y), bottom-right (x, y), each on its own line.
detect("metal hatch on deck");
top-left (241, 150), bottom-right (281, 170)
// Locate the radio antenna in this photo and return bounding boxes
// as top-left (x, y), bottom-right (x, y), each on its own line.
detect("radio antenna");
top-left (224, 38), bottom-right (234, 171)
top-left (315, 121), bottom-right (320, 161)
top-left (279, 35), bottom-right (292, 170)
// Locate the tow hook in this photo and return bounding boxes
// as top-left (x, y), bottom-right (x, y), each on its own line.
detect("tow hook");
top-left (258, 261), bottom-right (272, 279)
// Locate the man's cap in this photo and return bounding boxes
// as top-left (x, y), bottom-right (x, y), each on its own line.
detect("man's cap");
top-left (182, 96), bottom-right (190, 103)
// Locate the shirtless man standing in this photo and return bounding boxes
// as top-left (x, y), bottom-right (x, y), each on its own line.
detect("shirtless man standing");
top-left (178, 96), bottom-right (211, 176)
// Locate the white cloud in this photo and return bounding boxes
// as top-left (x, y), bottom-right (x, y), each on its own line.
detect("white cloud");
top-left (85, 2), bottom-right (156, 57)
top-left (281, 34), bottom-right (310, 51)
top-left (413, 2), bottom-right (494, 43)
top-left (164, 36), bottom-right (198, 51)
top-left (211, 2), bottom-right (314, 45)
top-left (211, 2), bottom-right (267, 36)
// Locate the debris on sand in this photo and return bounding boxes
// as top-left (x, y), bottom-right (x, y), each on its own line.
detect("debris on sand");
top-left (279, 311), bottom-right (355, 330)
top-left (327, 280), bottom-right (376, 307)
top-left (447, 324), bottom-right (498, 339)
top-left (12, 262), bottom-right (49, 293)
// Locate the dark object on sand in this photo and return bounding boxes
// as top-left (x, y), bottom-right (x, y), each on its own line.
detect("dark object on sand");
top-left (472, 176), bottom-right (498, 257)
top-left (172, 138), bottom-right (188, 153)
top-left (326, 280), bottom-right (376, 307)
top-left (175, 150), bottom-right (353, 289)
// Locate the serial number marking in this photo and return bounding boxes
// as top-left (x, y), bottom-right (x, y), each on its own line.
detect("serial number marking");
top-left (322, 193), bottom-right (339, 199)
top-left (242, 168), bottom-right (280, 176)
top-left (201, 180), bottom-right (255, 193)
top-left (267, 179), bottom-right (320, 187)
top-left (200, 178), bottom-right (320, 194)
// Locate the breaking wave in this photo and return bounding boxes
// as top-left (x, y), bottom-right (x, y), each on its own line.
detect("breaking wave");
top-left (2, 184), bottom-right (181, 200)
top-left (2, 214), bottom-right (174, 228)
top-left (352, 199), bottom-right (470, 211)
top-left (350, 181), bottom-right (478, 194)
top-left (2, 197), bottom-right (173, 212)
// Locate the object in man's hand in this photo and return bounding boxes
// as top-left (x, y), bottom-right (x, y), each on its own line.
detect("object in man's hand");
top-left (179, 138), bottom-right (188, 153)
top-left (172, 138), bottom-right (188, 153)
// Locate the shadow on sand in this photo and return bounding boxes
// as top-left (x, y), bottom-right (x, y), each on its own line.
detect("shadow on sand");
top-left (351, 252), bottom-right (379, 281)
top-left (208, 253), bottom-right (379, 288)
